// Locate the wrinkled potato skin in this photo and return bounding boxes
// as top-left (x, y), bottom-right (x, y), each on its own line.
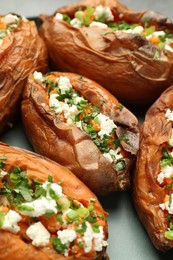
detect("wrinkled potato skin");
top-left (133, 86), bottom-right (173, 251)
top-left (22, 71), bottom-right (139, 195)
top-left (0, 17), bottom-right (48, 134)
top-left (39, 0), bottom-right (173, 106)
top-left (0, 142), bottom-right (109, 260)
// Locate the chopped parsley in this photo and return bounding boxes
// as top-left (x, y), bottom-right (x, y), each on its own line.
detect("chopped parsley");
top-left (52, 238), bottom-right (68, 254)
top-left (153, 49), bottom-right (160, 60)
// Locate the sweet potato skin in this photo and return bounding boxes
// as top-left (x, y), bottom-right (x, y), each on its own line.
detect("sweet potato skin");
top-left (21, 71), bottom-right (139, 195)
top-left (0, 142), bottom-right (109, 260)
top-left (0, 16), bottom-right (48, 134)
top-left (133, 86), bottom-right (173, 251)
top-left (39, 0), bottom-right (173, 106)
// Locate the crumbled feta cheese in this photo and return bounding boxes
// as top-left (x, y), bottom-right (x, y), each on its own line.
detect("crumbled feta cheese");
top-left (57, 76), bottom-right (72, 94)
top-left (73, 95), bottom-right (85, 105)
top-left (122, 26), bottom-right (144, 34)
top-left (57, 229), bottom-right (77, 244)
top-left (21, 16), bottom-right (27, 22)
top-left (83, 222), bottom-right (107, 253)
top-left (157, 165), bottom-right (173, 184)
top-left (169, 129), bottom-right (173, 146)
top-left (33, 71), bottom-right (44, 83)
top-left (49, 94), bottom-right (78, 124)
top-left (1, 210), bottom-right (21, 233)
top-left (57, 229), bottom-right (77, 256)
top-left (26, 221), bottom-right (50, 247)
top-left (70, 18), bottom-right (82, 28)
top-left (75, 120), bottom-right (83, 130)
top-left (146, 30), bottom-right (165, 40)
top-left (0, 39), bottom-right (3, 47)
top-left (165, 43), bottom-right (173, 52)
top-left (159, 195), bottom-right (173, 214)
top-left (157, 171), bottom-right (165, 185)
top-left (103, 148), bottom-right (123, 163)
top-left (94, 5), bottom-right (114, 22)
top-left (3, 14), bottom-right (19, 24)
top-left (96, 113), bottom-right (116, 139)
top-left (18, 196), bottom-right (57, 217)
top-left (0, 169), bottom-right (8, 177)
top-left (55, 13), bottom-right (63, 21)
top-left (89, 21), bottom-right (108, 29)
top-left (165, 108), bottom-right (173, 121)
top-left (42, 181), bottom-right (63, 198)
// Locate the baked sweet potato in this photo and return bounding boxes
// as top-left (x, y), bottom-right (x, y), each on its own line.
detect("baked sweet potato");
top-left (0, 13), bottom-right (47, 134)
top-left (21, 71), bottom-right (139, 195)
top-left (133, 85), bottom-right (173, 251)
top-left (39, 0), bottom-right (173, 106)
top-left (0, 142), bottom-right (109, 259)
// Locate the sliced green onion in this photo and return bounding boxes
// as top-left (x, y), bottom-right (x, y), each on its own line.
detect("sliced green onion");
top-left (165, 230), bottom-right (173, 240)
top-left (57, 197), bottom-right (70, 210)
top-left (67, 210), bottom-right (79, 221)
top-left (0, 212), bottom-right (6, 228)
top-left (77, 207), bottom-right (89, 218)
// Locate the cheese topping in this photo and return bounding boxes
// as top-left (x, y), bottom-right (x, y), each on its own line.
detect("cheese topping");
top-left (0, 157), bottom-right (108, 257)
top-left (33, 72), bottom-right (130, 172)
top-left (1, 210), bottom-right (21, 233)
top-left (0, 14), bottom-right (22, 47)
top-left (55, 5), bottom-right (173, 52)
top-left (158, 108), bottom-right (173, 240)
top-left (26, 221), bottom-right (50, 247)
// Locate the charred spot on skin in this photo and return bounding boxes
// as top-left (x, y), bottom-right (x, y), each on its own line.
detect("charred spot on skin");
top-left (77, 76), bottom-right (88, 83)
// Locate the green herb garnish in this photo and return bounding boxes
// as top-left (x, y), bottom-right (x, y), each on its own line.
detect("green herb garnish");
top-left (52, 238), bottom-right (68, 254)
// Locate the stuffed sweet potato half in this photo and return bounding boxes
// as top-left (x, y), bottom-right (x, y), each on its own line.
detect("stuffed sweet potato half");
top-left (0, 13), bottom-right (47, 134)
top-left (39, 0), bottom-right (173, 106)
top-left (133, 85), bottom-right (173, 251)
top-left (0, 142), bottom-right (108, 259)
top-left (21, 71), bottom-right (139, 195)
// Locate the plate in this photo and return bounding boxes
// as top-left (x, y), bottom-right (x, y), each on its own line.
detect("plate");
top-left (1, 8), bottom-right (173, 260)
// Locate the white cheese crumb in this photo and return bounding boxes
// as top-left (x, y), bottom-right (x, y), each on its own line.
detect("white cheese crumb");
top-left (146, 30), bottom-right (165, 40)
top-left (89, 21), bottom-right (108, 29)
top-left (3, 14), bottom-right (19, 24)
top-left (73, 95), bottom-right (85, 105)
top-left (165, 108), bottom-right (173, 121)
top-left (83, 222), bottom-right (107, 253)
top-left (57, 229), bottom-right (77, 256)
top-left (49, 94), bottom-right (78, 124)
top-left (94, 5), bottom-right (114, 22)
top-left (70, 18), bottom-right (82, 28)
top-left (165, 43), bottom-right (173, 52)
top-left (103, 148), bottom-right (123, 163)
top-left (18, 196), bottom-right (57, 217)
top-left (57, 229), bottom-right (77, 244)
top-left (122, 26), bottom-right (144, 35)
top-left (159, 195), bottom-right (173, 214)
top-left (157, 165), bottom-right (173, 184)
top-left (26, 221), bottom-right (50, 247)
top-left (33, 71), bottom-right (44, 83)
top-left (1, 210), bottom-right (21, 233)
top-left (0, 169), bottom-right (8, 177)
top-left (169, 129), bottom-right (173, 146)
top-left (96, 113), bottom-right (117, 139)
top-left (55, 13), bottom-right (63, 21)
top-left (42, 181), bottom-right (63, 198)
top-left (57, 76), bottom-right (72, 94)
top-left (0, 39), bottom-right (3, 47)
